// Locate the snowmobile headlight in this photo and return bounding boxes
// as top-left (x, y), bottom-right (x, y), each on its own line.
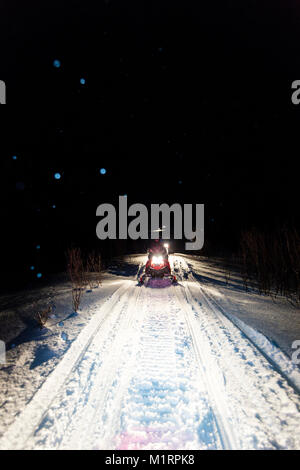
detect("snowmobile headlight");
top-left (152, 255), bottom-right (163, 265)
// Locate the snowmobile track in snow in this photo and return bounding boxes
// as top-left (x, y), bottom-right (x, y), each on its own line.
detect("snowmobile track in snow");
top-left (173, 256), bottom-right (300, 449)
top-left (0, 282), bottom-right (140, 449)
top-left (1, 256), bottom-right (300, 450)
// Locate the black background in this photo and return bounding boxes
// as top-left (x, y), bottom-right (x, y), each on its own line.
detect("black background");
top-left (0, 0), bottom-right (300, 287)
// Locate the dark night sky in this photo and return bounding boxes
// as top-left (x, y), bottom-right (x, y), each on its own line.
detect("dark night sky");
top-left (0, 0), bottom-right (300, 286)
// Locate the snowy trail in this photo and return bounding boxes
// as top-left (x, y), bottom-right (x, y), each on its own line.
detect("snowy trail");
top-left (113, 285), bottom-right (225, 450)
top-left (1, 255), bottom-right (300, 450)
top-left (173, 256), bottom-right (300, 449)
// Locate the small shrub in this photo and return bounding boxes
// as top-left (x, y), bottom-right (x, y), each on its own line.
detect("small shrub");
top-left (35, 305), bottom-right (52, 329)
top-left (66, 247), bottom-right (85, 287)
top-left (66, 247), bottom-right (85, 312)
top-left (86, 251), bottom-right (103, 288)
top-left (72, 287), bottom-right (82, 313)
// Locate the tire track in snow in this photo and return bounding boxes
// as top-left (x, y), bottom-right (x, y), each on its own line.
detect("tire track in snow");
top-left (186, 257), bottom-right (300, 393)
top-left (175, 256), bottom-right (300, 449)
top-left (32, 283), bottom-right (143, 449)
top-left (2, 256), bottom-right (300, 449)
top-left (173, 284), bottom-right (239, 449)
top-left (0, 282), bottom-right (136, 450)
top-left (110, 283), bottom-right (224, 450)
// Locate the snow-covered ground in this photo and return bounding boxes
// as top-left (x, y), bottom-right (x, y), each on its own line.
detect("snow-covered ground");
top-left (0, 254), bottom-right (300, 450)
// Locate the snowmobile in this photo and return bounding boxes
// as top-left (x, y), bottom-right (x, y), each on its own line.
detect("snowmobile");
top-left (139, 245), bottom-right (177, 285)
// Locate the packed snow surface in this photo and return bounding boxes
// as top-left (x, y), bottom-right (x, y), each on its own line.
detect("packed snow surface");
top-left (1, 255), bottom-right (300, 449)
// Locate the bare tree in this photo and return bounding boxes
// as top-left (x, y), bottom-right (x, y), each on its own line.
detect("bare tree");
top-left (86, 251), bottom-right (103, 288)
top-left (66, 247), bottom-right (85, 312)
top-left (72, 287), bottom-right (82, 313)
top-left (239, 227), bottom-right (300, 304)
